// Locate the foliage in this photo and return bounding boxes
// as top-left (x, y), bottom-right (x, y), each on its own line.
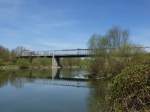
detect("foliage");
top-left (16, 58), bottom-right (30, 69)
top-left (88, 27), bottom-right (130, 50)
top-left (111, 64), bottom-right (150, 112)
top-left (0, 45), bottom-right (15, 65)
top-left (32, 57), bottom-right (52, 67)
top-left (88, 57), bottom-right (105, 76)
top-left (106, 26), bottom-right (129, 48)
top-left (61, 58), bottom-right (83, 67)
top-left (87, 27), bottom-right (148, 77)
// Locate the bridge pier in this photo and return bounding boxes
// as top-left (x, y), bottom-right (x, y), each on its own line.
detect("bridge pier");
top-left (52, 57), bottom-right (62, 68)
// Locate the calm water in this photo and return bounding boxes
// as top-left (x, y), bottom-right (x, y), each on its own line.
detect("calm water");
top-left (0, 69), bottom-right (109, 112)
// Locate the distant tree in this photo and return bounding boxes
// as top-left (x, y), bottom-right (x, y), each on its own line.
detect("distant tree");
top-left (87, 26), bottom-right (145, 77)
top-left (0, 45), bottom-right (11, 65)
top-left (106, 26), bottom-right (129, 48)
top-left (88, 27), bottom-right (130, 50)
top-left (88, 34), bottom-right (100, 49)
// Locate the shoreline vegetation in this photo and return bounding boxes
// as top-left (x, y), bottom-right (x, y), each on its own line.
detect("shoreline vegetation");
top-left (87, 27), bottom-right (150, 112)
top-left (0, 26), bottom-right (149, 112)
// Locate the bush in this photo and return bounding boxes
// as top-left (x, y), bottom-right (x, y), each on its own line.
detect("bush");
top-left (88, 56), bottom-right (130, 78)
top-left (16, 59), bottom-right (30, 69)
top-left (111, 64), bottom-right (150, 112)
top-left (129, 54), bottom-right (150, 65)
top-left (88, 57), bottom-right (105, 76)
top-left (32, 58), bottom-right (51, 67)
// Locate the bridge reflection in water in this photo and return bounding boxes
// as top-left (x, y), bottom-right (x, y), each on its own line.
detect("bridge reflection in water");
top-left (0, 68), bottom-right (90, 89)
top-left (50, 68), bottom-right (90, 88)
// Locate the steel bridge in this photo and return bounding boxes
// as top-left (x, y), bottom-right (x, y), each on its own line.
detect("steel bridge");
top-left (18, 49), bottom-right (93, 68)
top-left (20, 49), bottom-right (92, 57)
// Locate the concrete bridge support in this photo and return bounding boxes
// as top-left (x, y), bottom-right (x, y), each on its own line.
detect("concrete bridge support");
top-left (52, 57), bottom-right (62, 68)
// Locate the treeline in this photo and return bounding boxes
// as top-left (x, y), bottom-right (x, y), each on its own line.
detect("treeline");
top-left (87, 27), bottom-right (150, 112)
top-left (0, 46), bottom-right (52, 69)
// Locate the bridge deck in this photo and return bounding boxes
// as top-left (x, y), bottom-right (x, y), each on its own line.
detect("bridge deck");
top-left (18, 49), bottom-right (93, 58)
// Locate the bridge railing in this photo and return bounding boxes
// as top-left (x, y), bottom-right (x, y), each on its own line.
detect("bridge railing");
top-left (20, 49), bottom-right (92, 57)
top-left (53, 49), bottom-right (91, 56)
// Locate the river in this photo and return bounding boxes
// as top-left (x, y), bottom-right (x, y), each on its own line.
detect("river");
top-left (0, 69), bottom-right (109, 112)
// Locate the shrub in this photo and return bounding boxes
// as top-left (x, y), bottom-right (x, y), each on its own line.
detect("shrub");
top-left (88, 57), bottom-right (105, 76)
top-left (16, 59), bottom-right (30, 69)
top-left (32, 58), bottom-right (51, 67)
top-left (88, 56), bottom-right (130, 78)
top-left (111, 64), bottom-right (150, 112)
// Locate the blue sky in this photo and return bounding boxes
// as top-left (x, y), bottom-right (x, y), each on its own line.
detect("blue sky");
top-left (0, 0), bottom-right (150, 50)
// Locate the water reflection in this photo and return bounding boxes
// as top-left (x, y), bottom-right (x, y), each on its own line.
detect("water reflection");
top-left (88, 80), bottom-right (110, 112)
top-left (0, 69), bottom-right (110, 112)
top-left (0, 69), bottom-right (89, 88)
top-left (0, 71), bottom-right (10, 87)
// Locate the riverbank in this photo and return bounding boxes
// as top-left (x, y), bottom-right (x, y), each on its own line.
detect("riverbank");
top-left (0, 65), bottom-right (52, 71)
top-left (0, 65), bottom-right (19, 70)
top-left (0, 65), bottom-right (85, 71)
